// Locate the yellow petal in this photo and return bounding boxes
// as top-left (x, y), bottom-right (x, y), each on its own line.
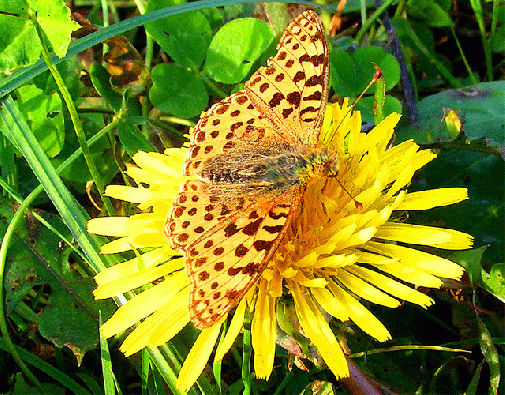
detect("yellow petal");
top-left (337, 269), bottom-right (400, 308)
top-left (396, 188), bottom-right (469, 210)
top-left (88, 217), bottom-right (127, 236)
top-left (177, 322), bottom-right (223, 392)
top-left (104, 185), bottom-right (155, 204)
top-left (352, 250), bottom-right (398, 265)
top-left (132, 150), bottom-right (183, 177)
top-left (146, 296), bottom-right (190, 348)
top-left (127, 165), bottom-right (178, 188)
top-left (121, 287), bottom-right (190, 356)
top-left (314, 253), bottom-right (357, 269)
top-left (299, 277), bottom-right (327, 288)
top-left (252, 280), bottom-right (277, 380)
top-left (99, 272), bottom-right (187, 338)
top-left (365, 241), bottom-right (464, 279)
top-left (348, 266), bottom-right (434, 307)
top-left (292, 283), bottom-right (349, 379)
top-left (99, 230), bottom-right (167, 254)
top-left (362, 113), bottom-right (401, 155)
top-left (326, 279), bottom-right (391, 342)
top-left (310, 286), bottom-right (349, 322)
top-left (94, 248), bottom-right (182, 286)
top-left (214, 298), bottom-right (246, 362)
top-left (375, 223), bottom-right (474, 249)
top-left (94, 261), bottom-right (185, 298)
top-left (338, 226), bottom-right (377, 250)
top-left (381, 140), bottom-right (419, 173)
top-left (88, 214), bottom-right (160, 237)
top-left (375, 262), bottom-right (442, 288)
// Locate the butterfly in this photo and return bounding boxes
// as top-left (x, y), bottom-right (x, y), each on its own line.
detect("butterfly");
top-left (165, 10), bottom-right (332, 329)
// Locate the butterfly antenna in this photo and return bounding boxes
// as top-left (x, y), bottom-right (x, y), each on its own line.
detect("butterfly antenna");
top-left (346, 63), bottom-right (383, 117)
top-left (331, 174), bottom-right (363, 210)
top-left (328, 66), bottom-right (382, 210)
top-left (330, 64), bottom-right (383, 141)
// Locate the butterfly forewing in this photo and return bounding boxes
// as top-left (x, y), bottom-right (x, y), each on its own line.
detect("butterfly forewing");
top-left (165, 10), bottom-right (329, 329)
top-left (182, 91), bottom-right (291, 178)
top-left (245, 10), bottom-right (329, 145)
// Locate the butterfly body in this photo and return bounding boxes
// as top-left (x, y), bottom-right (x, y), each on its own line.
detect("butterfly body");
top-left (199, 144), bottom-right (337, 201)
top-left (165, 10), bottom-right (330, 329)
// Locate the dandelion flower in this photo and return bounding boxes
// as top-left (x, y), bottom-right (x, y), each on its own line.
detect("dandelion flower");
top-left (89, 100), bottom-right (472, 391)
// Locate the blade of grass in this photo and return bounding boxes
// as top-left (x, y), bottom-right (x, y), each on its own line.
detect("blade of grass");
top-left (32, 14), bottom-right (115, 216)
top-left (99, 311), bottom-right (118, 395)
top-left (142, 348), bottom-right (149, 395)
top-left (242, 306), bottom-right (253, 395)
top-left (450, 27), bottom-right (478, 85)
top-left (0, 96), bottom-right (112, 273)
top-left (468, 0), bottom-right (493, 81)
top-left (147, 347), bottom-right (187, 395)
top-left (355, 0), bottom-right (396, 43)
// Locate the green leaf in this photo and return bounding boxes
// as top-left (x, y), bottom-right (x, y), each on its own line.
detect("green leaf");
top-left (15, 84), bottom-right (64, 158)
top-left (330, 46), bottom-right (400, 97)
top-left (489, 263), bottom-right (505, 300)
top-left (199, 7), bottom-right (224, 32)
top-left (205, 18), bottom-right (274, 84)
top-left (30, 0), bottom-right (79, 57)
top-left (38, 280), bottom-right (114, 364)
top-left (0, 2), bottom-right (40, 71)
top-left (150, 63), bottom-right (208, 119)
top-left (118, 119), bottom-right (155, 156)
top-left (329, 49), bottom-right (357, 97)
top-left (339, 0), bottom-right (376, 12)
top-left (452, 248), bottom-right (505, 303)
top-left (145, 0), bottom-right (211, 68)
top-left (491, 24), bottom-right (505, 52)
top-left (12, 374), bottom-right (66, 395)
top-left (0, 0), bottom-right (78, 70)
top-left (356, 95), bottom-right (403, 124)
top-left (1, 196), bottom-right (115, 361)
top-left (89, 63), bottom-right (122, 112)
top-left (414, 81), bottom-right (505, 148)
top-left (407, 0), bottom-right (453, 27)
top-left (222, 3), bottom-right (255, 19)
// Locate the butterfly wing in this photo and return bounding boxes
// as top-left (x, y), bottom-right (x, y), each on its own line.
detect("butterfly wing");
top-left (166, 10), bottom-right (329, 329)
top-left (245, 10), bottom-right (329, 145)
top-left (184, 193), bottom-right (300, 328)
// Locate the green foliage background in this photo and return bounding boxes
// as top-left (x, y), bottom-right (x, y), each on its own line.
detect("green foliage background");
top-left (0, 0), bottom-right (503, 394)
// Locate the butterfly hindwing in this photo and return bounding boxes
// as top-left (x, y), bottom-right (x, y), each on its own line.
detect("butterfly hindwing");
top-left (185, 195), bottom-right (299, 328)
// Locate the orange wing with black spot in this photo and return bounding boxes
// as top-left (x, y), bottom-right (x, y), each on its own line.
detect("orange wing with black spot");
top-left (165, 10), bottom-right (329, 329)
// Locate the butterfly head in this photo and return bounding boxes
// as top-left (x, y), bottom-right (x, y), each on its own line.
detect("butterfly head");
top-left (304, 149), bottom-right (339, 179)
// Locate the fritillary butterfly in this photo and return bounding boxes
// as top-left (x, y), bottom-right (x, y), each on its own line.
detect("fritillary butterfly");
top-left (165, 10), bottom-right (332, 329)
